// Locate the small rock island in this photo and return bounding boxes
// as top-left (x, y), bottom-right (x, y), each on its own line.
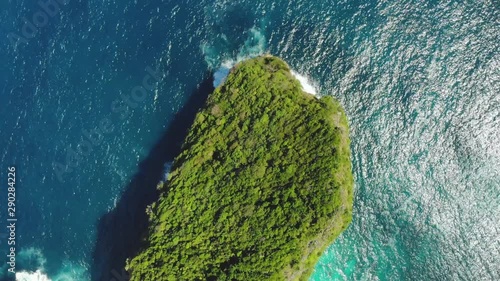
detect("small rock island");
top-left (126, 56), bottom-right (354, 280)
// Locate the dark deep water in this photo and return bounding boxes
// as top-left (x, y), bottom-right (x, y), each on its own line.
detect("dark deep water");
top-left (0, 0), bottom-right (498, 280)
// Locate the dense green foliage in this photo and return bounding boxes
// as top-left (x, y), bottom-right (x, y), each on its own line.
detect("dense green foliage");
top-left (126, 56), bottom-right (354, 280)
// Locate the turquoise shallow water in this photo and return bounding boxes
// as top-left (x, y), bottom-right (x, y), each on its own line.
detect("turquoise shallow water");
top-left (0, 0), bottom-right (499, 280)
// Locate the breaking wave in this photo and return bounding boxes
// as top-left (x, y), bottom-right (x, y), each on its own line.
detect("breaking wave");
top-left (13, 248), bottom-right (88, 281)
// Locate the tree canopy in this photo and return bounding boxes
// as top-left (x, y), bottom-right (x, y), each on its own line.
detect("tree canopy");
top-left (126, 56), bottom-right (354, 280)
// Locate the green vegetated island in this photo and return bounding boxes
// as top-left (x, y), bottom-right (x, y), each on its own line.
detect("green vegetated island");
top-left (126, 56), bottom-right (354, 280)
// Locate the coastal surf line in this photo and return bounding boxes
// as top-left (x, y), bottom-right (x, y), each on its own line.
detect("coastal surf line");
top-left (52, 66), bottom-right (164, 183)
top-left (7, 0), bottom-right (70, 51)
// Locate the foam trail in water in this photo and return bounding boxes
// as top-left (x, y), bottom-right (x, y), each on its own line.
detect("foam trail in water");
top-left (162, 161), bottom-right (173, 181)
top-left (209, 27), bottom-right (267, 87)
top-left (13, 248), bottom-right (88, 281)
top-left (236, 28), bottom-right (266, 60)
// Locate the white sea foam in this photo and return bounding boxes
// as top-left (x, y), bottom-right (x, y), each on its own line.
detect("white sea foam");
top-left (291, 71), bottom-right (319, 98)
top-left (162, 161), bottom-right (173, 181)
top-left (17, 247), bottom-right (47, 269)
top-left (16, 270), bottom-right (51, 281)
top-left (214, 62), bottom-right (321, 98)
top-left (213, 60), bottom-right (235, 88)
top-left (207, 27), bottom-right (267, 87)
top-left (13, 248), bottom-right (88, 281)
top-left (15, 248), bottom-right (49, 281)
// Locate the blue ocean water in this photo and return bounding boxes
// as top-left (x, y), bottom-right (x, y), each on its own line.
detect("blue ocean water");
top-left (0, 0), bottom-right (498, 280)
